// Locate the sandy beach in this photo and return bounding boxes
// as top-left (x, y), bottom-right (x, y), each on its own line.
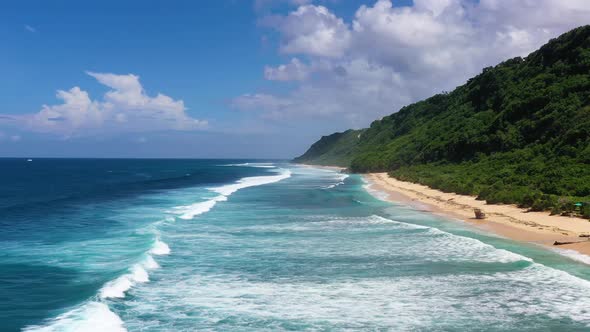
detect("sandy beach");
top-left (365, 172), bottom-right (590, 257)
top-left (299, 164), bottom-right (346, 172)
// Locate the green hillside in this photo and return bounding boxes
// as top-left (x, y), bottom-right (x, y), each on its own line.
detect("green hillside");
top-left (294, 26), bottom-right (590, 217)
top-left (293, 129), bottom-right (363, 167)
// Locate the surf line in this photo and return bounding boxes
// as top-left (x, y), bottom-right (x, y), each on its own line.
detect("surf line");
top-left (100, 169), bottom-right (292, 302)
top-left (99, 237), bottom-right (170, 300)
top-left (23, 236), bottom-right (171, 331)
top-left (173, 168), bottom-right (292, 220)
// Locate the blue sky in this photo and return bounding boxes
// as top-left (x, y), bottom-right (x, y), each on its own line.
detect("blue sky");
top-left (1, 1), bottom-right (267, 120)
top-left (0, 0), bottom-right (587, 158)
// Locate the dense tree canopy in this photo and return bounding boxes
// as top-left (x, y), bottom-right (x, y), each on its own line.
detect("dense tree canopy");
top-left (294, 26), bottom-right (590, 216)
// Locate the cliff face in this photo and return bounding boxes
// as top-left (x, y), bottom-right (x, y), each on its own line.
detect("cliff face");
top-left (294, 26), bottom-right (590, 214)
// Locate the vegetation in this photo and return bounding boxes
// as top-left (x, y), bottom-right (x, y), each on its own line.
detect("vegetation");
top-left (294, 26), bottom-right (590, 217)
top-left (293, 129), bottom-right (363, 167)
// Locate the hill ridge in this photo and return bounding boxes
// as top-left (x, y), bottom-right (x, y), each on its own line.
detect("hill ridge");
top-left (294, 25), bottom-right (590, 216)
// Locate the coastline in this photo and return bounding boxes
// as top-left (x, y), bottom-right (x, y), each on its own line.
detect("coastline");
top-left (298, 163), bottom-right (346, 172)
top-left (363, 172), bottom-right (590, 257)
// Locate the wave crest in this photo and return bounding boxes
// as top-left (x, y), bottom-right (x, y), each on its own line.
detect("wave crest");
top-left (150, 238), bottom-right (171, 256)
top-left (23, 302), bottom-right (126, 332)
top-left (173, 195), bottom-right (227, 220)
top-left (100, 237), bottom-right (170, 299)
top-left (210, 169), bottom-right (291, 196)
top-left (172, 169), bottom-right (291, 220)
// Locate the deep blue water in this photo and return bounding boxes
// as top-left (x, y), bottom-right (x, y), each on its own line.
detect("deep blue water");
top-left (2, 159), bottom-right (590, 331)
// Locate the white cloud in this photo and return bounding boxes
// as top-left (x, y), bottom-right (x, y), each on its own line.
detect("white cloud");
top-left (86, 72), bottom-right (185, 114)
top-left (28, 87), bottom-right (102, 135)
top-left (24, 25), bottom-right (36, 33)
top-left (413, 0), bottom-right (458, 16)
top-left (263, 4), bottom-right (351, 57)
top-left (352, 0), bottom-right (473, 73)
top-left (234, 0), bottom-right (590, 128)
top-left (264, 58), bottom-right (311, 81)
top-left (234, 58), bottom-right (410, 126)
top-left (3, 72), bottom-right (207, 137)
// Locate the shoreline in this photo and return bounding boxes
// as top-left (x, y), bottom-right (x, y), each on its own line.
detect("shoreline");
top-left (363, 172), bottom-right (590, 257)
top-left (297, 163), bottom-right (346, 172)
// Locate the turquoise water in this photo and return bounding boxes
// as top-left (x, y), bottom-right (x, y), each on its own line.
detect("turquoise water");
top-left (2, 160), bottom-right (590, 331)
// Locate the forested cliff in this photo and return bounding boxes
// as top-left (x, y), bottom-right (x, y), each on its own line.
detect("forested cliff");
top-left (294, 26), bottom-right (590, 215)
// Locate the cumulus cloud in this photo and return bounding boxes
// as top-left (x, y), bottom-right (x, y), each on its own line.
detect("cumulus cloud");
top-left (1, 72), bottom-right (207, 137)
top-left (235, 0), bottom-right (590, 129)
top-left (235, 58), bottom-right (410, 129)
top-left (264, 58), bottom-right (311, 81)
top-left (262, 4), bottom-right (351, 57)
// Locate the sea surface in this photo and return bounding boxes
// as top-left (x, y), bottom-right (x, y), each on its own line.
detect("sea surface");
top-left (2, 159), bottom-right (590, 331)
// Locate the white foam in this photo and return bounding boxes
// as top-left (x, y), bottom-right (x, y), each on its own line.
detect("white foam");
top-left (175, 195), bottom-right (227, 220)
top-left (210, 169), bottom-right (291, 196)
top-left (99, 254), bottom-right (161, 299)
top-left (100, 274), bottom-right (135, 299)
top-left (363, 183), bottom-right (390, 201)
top-left (95, 235), bottom-right (167, 300)
top-left (131, 265), bottom-right (149, 283)
top-left (315, 215), bottom-right (428, 229)
top-left (382, 217), bottom-right (534, 264)
top-left (256, 214), bottom-right (532, 264)
top-left (553, 248), bottom-right (590, 265)
top-left (172, 169), bottom-right (291, 221)
top-left (388, 216), bottom-right (532, 263)
top-left (113, 212), bottom-right (590, 330)
top-left (368, 215), bottom-right (429, 228)
top-left (119, 263), bottom-right (590, 330)
top-left (142, 255), bottom-right (160, 269)
top-left (322, 174), bottom-right (349, 189)
top-left (151, 239), bottom-right (171, 256)
top-left (23, 302), bottom-right (126, 332)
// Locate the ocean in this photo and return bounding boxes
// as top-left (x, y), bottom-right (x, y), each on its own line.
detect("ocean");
top-left (2, 159), bottom-right (590, 331)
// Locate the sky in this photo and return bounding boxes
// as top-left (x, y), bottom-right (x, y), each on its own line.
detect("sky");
top-left (0, 0), bottom-right (589, 158)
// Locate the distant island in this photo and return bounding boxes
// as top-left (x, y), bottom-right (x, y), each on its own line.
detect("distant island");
top-left (295, 26), bottom-right (590, 219)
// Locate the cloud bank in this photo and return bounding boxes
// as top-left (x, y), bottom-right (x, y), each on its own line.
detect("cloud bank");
top-left (1, 72), bottom-right (206, 137)
top-left (233, 0), bottom-right (590, 129)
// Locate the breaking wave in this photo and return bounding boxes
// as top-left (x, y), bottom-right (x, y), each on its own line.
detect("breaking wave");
top-left (172, 169), bottom-right (291, 220)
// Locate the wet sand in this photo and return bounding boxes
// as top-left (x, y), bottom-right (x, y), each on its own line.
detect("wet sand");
top-left (364, 173), bottom-right (590, 256)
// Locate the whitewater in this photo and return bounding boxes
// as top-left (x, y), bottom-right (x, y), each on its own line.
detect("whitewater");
top-left (2, 159), bottom-right (590, 331)
top-left (22, 164), bottom-right (292, 332)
